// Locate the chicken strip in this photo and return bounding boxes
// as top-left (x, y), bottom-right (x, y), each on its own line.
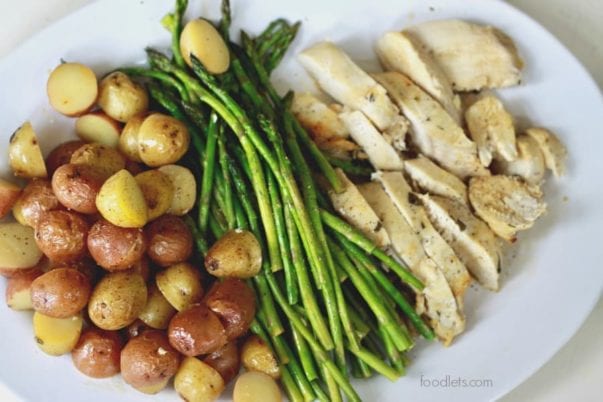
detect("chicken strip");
top-left (404, 155), bottom-right (468, 205)
top-left (493, 134), bottom-right (545, 184)
top-left (525, 127), bottom-right (567, 177)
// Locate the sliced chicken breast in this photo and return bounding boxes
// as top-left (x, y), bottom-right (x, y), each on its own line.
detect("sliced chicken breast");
top-left (494, 134), bottom-right (545, 184)
top-left (404, 155), bottom-right (468, 205)
top-left (525, 127), bottom-right (567, 177)
top-left (376, 31), bottom-right (461, 123)
top-left (465, 95), bottom-right (517, 166)
top-left (420, 194), bottom-right (502, 291)
top-left (327, 169), bottom-right (390, 248)
top-left (375, 71), bottom-right (488, 178)
top-left (373, 171), bottom-right (472, 300)
top-left (469, 175), bottom-right (547, 242)
top-left (406, 19), bottom-right (523, 91)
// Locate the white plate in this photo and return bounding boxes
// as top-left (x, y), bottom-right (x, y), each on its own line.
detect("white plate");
top-left (1, 0), bottom-right (602, 401)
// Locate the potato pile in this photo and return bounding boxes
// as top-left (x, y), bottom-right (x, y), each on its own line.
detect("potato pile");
top-left (0, 61), bottom-right (278, 401)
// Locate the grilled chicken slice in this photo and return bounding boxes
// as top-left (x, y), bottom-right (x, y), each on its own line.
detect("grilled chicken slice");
top-left (469, 175), bottom-right (547, 242)
top-left (374, 171), bottom-right (472, 300)
top-left (405, 19), bottom-right (523, 91)
top-left (291, 92), bottom-right (359, 158)
top-left (420, 194), bottom-right (502, 291)
top-left (339, 110), bottom-right (404, 170)
top-left (493, 134), bottom-right (545, 184)
top-left (358, 182), bottom-right (465, 344)
top-left (404, 155), bottom-right (468, 205)
top-left (376, 31), bottom-right (461, 123)
top-left (525, 127), bottom-right (567, 177)
top-left (465, 95), bottom-right (517, 166)
top-left (298, 41), bottom-right (401, 132)
top-left (327, 169), bottom-right (390, 248)
top-left (375, 71), bottom-right (488, 178)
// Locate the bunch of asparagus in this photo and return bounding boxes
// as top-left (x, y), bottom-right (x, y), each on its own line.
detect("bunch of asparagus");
top-left (121, 1), bottom-right (434, 400)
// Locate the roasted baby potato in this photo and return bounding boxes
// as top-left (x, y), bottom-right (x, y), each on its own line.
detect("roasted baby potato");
top-left (205, 230), bottom-right (262, 279)
top-left (138, 283), bottom-right (177, 330)
top-left (180, 19), bottom-right (230, 74)
top-left (70, 142), bottom-right (126, 180)
top-left (98, 72), bottom-right (149, 123)
top-left (158, 164), bottom-right (196, 216)
top-left (138, 113), bottom-right (190, 167)
top-left (127, 256), bottom-right (151, 283)
top-left (9, 122), bottom-right (47, 178)
top-left (52, 163), bottom-right (105, 214)
top-left (121, 330), bottom-right (180, 394)
top-left (31, 267), bottom-right (91, 318)
top-left (47, 62), bottom-right (98, 116)
top-left (87, 219), bottom-right (146, 271)
top-left (71, 328), bottom-right (122, 378)
top-left (135, 170), bottom-right (174, 221)
top-left (75, 112), bottom-right (122, 147)
top-left (155, 262), bottom-right (203, 311)
top-left (0, 223), bottom-right (44, 276)
top-left (233, 371), bottom-right (282, 402)
top-left (241, 336), bottom-right (280, 379)
top-left (0, 178), bottom-right (21, 219)
top-left (12, 179), bottom-right (61, 227)
top-left (34, 210), bottom-right (89, 263)
top-left (124, 319), bottom-right (151, 340)
top-left (118, 114), bottom-right (145, 162)
top-left (203, 341), bottom-right (241, 384)
top-left (146, 215), bottom-right (193, 267)
top-left (5, 269), bottom-right (42, 310)
top-left (88, 271), bottom-right (148, 330)
top-left (175, 357), bottom-right (226, 402)
top-left (45, 140), bottom-right (86, 176)
top-left (33, 311), bottom-right (83, 356)
top-left (96, 169), bottom-right (149, 228)
top-left (205, 278), bottom-right (256, 340)
top-left (168, 303), bottom-right (227, 356)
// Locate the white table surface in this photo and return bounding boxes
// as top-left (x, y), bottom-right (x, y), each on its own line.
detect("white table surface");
top-left (0, 0), bottom-right (601, 401)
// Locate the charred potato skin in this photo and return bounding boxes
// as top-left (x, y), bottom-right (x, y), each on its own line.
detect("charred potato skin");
top-left (203, 341), bottom-right (241, 384)
top-left (34, 210), bottom-right (89, 263)
top-left (168, 303), bottom-right (227, 356)
top-left (205, 278), bottom-right (256, 340)
top-left (30, 267), bottom-right (91, 318)
top-left (46, 140), bottom-right (87, 176)
top-left (71, 328), bottom-right (123, 378)
top-left (146, 215), bottom-right (193, 267)
top-left (52, 163), bottom-right (105, 214)
top-left (87, 219), bottom-right (146, 271)
top-left (13, 179), bottom-right (61, 228)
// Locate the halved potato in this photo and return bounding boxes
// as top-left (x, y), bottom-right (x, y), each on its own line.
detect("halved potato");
top-left (180, 19), bottom-right (230, 74)
top-left (9, 122), bottom-right (47, 178)
top-left (241, 336), bottom-right (280, 379)
top-left (96, 169), bottom-right (148, 228)
top-left (233, 371), bottom-right (282, 402)
top-left (5, 269), bottom-right (43, 310)
top-left (174, 357), bottom-right (226, 402)
top-left (0, 223), bottom-right (44, 275)
top-left (119, 115), bottom-right (145, 162)
top-left (138, 283), bottom-right (177, 329)
top-left (47, 62), bottom-right (98, 116)
top-left (75, 112), bottom-right (122, 147)
top-left (158, 165), bottom-right (196, 216)
top-left (98, 72), bottom-right (149, 123)
top-left (71, 142), bottom-right (126, 180)
top-left (156, 262), bottom-right (203, 311)
top-left (0, 178), bottom-right (21, 218)
top-left (33, 312), bottom-right (83, 356)
top-left (135, 170), bottom-right (174, 221)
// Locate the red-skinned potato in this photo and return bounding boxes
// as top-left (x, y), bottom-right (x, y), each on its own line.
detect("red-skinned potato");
top-left (87, 219), bottom-right (146, 271)
top-left (5, 269), bottom-right (43, 310)
top-left (0, 256), bottom-right (47, 279)
top-left (205, 278), bottom-right (256, 340)
top-left (12, 179), bottom-right (61, 227)
top-left (168, 303), bottom-right (227, 356)
top-left (71, 328), bottom-right (123, 378)
top-left (31, 267), bottom-right (92, 318)
top-left (52, 163), bottom-right (105, 214)
top-left (203, 341), bottom-right (241, 384)
top-left (146, 215), bottom-right (193, 267)
top-left (49, 258), bottom-right (101, 285)
top-left (46, 140), bottom-right (86, 176)
top-left (34, 210), bottom-right (89, 263)
top-left (0, 178), bottom-right (21, 219)
top-left (121, 330), bottom-right (180, 394)
top-left (126, 256), bottom-right (151, 283)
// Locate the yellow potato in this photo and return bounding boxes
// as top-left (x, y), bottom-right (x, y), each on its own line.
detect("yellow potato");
top-left (33, 312), bottom-right (83, 356)
top-left (205, 230), bottom-right (262, 279)
top-left (9, 122), bottom-right (47, 178)
top-left (0, 178), bottom-right (21, 219)
top-left (98, 72), bottom-right (149, 122)
top-left (156, 262), bottom-right (203, 311)
top-left (5, 270), bottom-right (42, 310)
top-left (96, 170), bottom-right (148, 228)
top-left (75, 112), bottom-right (122, 147)
top-left (119, 115), bottom-right (145, 162)
top-left (180, 19), bottom-right (230, 74)
top-left (47, 62), bottom-right (98, 116)
top-left (0, 223), bottom-right (44, 274)
top-left (174, 357), bottom-right (225, 402)
top-left (233, 371), bottom-right (282, 402)
top-left (135, 170), bottom-right (174, 221)
top-left (138, 283), bottom-right (176, 330)
top-left (138, 113), bottom-right (190, 167)
top-left (88, 271), bottom-right (148, 330)
top-left (70, 142), bottom-right (126, 179)
top-left (158, 165), bottom-right (196, 216)
top-left (240, 336), bottom-right (281, 379)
